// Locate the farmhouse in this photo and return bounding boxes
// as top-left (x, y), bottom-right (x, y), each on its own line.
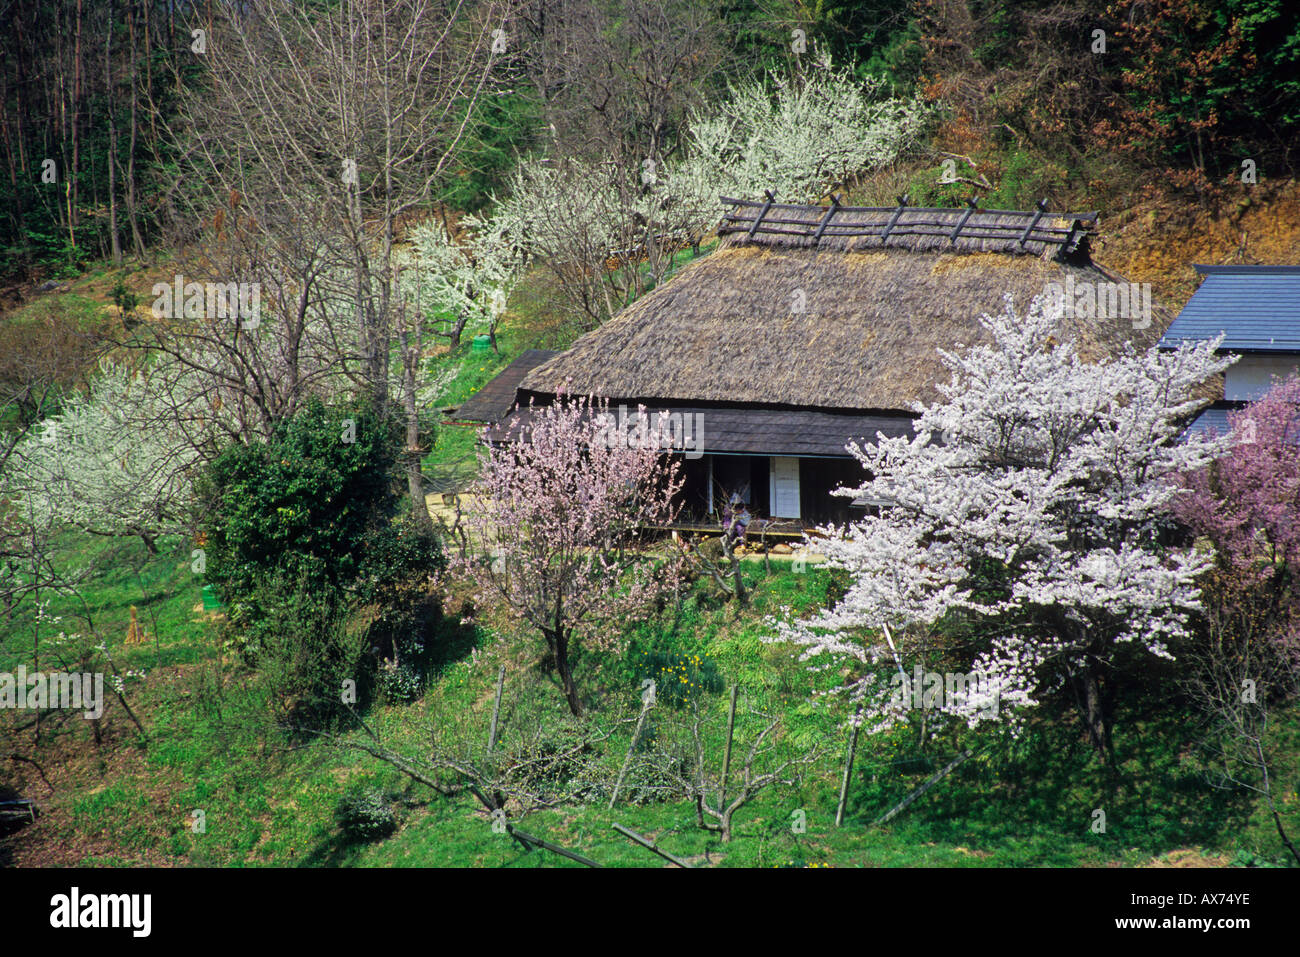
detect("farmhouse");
top-left (1157, 265), bottom-right (1300, 437)
top-left (455, 197), bottom-right (1170, 527)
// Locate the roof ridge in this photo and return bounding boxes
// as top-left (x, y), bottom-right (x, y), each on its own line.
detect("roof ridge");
top-left (720, 196), bottom-right (1098, 220)
top-left (717, 195), bottom-right (1096, 256)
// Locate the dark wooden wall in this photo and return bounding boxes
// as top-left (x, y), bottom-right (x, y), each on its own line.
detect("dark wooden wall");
top-left (673, 454), bottom-right (864, 527)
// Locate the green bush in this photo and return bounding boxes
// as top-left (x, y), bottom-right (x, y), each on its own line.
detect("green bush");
top-left (334, 786), bottom-right (397, 842)
top-left (376, 660), bottom-right (423, 704)
top-left (231, 571), bottom-right (368, 725)
top-left (110, 275), bottom-right (139, 315)
top-left (198, 397), bottom-right (442, 723)
top-left (199, 397), bottom-right (405, 599)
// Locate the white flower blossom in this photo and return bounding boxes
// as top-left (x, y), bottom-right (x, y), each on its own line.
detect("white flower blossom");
top-left (770, 296), bottom-right (1232, 737)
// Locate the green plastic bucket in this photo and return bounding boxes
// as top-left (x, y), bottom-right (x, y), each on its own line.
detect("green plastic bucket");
top-left (201, 584), bottom-right (224, 611)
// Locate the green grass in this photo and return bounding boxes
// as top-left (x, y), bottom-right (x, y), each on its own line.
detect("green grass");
top-left (424, 345), bottom-right (512, 474)
top-left (4, 531), bottom-right (1298, 868)
top-left (13, 292), bottom-right (106, 329)
top-left (0, 531), bottom-right (212, 676)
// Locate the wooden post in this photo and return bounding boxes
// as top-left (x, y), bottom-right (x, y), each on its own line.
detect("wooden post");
top-left (508, 827), bottom-right (602, 868)
top-left (747, 190), bottom-right (776, 238)
top-left (612, 823), bottom-right (692, 868)
top-left (812, 195), bottom-right (841, 243)
top-left (835, 702), bottom-right (865, 827)
top-left (1018, 198), bottom-right (1048, 249)
top-left (880, 194), bottom-right (908, 242)
top-left (873, 749), bottom-right (973, 826)
top-left (719, 686), bottom-right (739, 808)
top-left (949, 197), bottom-right (979, 244)
top-left (609, 698), bottom-right (653, 809)
top-left (487, 665), bottom-right (505, 755)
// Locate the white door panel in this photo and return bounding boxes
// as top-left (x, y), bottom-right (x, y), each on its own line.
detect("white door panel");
top-left (769, 456), bottom-right (801, 519)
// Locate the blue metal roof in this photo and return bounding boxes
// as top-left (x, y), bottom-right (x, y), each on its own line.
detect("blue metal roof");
top-left (1182, 406), bottom-right (1236, 440)
top-left (1158, 265), bottom-right (1300, 352)
top-left (1178, 402), bottom-right (1300, 446)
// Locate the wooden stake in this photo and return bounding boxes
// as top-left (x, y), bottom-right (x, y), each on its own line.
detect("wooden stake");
top-left (612, 823), bottom-right (691, 868)
top-left (609, 699), bottom-right (652, 809)
top-left (719, 686), bottom-right (739, 807)
top-left (835, 702), bottom-right (865, 827)
top-left (873, 749), bottom-right (973, 826)
top-left (747, 190), bottom-right (777, 238)
top-left (509, 827), bottom-right (602, 868)
top-left (487, 665), bottom-right (505, 755)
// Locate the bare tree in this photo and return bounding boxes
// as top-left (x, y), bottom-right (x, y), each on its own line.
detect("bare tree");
top-left (1185, 565), bottom-right (1300, 865)
top-left (158, 0), bottom-right (506, 525)
top-left (512, 0), bottom-right (731, 169)
top-left (317, 670), bottom-right (623, 819)
top-left (642, 693), bottom-right (826, 841)
top-left (0, 301), bottom-right (104, 462)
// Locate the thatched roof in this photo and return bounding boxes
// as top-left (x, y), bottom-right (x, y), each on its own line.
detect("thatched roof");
top-left (521, 203), bottom-right (1171, 414)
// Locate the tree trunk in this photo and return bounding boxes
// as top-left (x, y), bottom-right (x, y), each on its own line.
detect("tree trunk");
top-left (718, 530), bottom-right (747, 605)
top-left (106, 1), bottom-right (122, 267)
top-left (1080, 661), bottom-right (1114, 767)
top-left (1059, 615), bottom-right (1115, 768)
top-left (447, 311), bottom-right (469, 350)
top-left (125, 0), bottom-right (145, 259)
top-left (550, 627), bottom-right (582, 717)
top-left (406, 451), bottom-right (434, 536)
top-left (401, 334), bottom-right (434, 537)
top-left (69, 0), bottom-right (83, 257)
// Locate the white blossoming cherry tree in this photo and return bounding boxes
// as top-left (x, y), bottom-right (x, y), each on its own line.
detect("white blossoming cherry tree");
top-left (8, 361), bottom-right (201, 553)
top-left (772, 296), bottom-right (1232, 764)
top-left (404, 212), bottom-right (526, 351)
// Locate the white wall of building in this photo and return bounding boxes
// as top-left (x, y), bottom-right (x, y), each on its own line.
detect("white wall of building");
top-left (1224, 354), bottom-right (1300, 401)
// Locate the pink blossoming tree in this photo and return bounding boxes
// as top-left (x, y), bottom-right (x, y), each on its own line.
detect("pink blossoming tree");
top-left (459, 394), bottom-right (684, 716)
top-left (1173, 376), bottom-right (1300, 579)
top-left (1170, 377), bottom-right (1300, 863)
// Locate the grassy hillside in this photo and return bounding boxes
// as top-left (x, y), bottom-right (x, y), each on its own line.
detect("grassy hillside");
top-left (2, 522), bottom-right (1296, 868)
